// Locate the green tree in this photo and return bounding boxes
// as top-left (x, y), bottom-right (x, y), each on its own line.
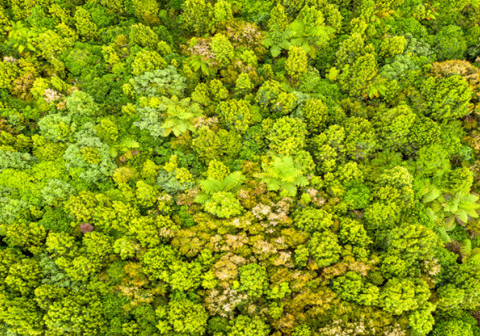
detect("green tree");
top-left (421, 75), bottom-right (472, 121)
top-left (339, 53), bottom-right (378, 97)
top-left (132, 0), bottom-right (160, 24)
top-left (181, 0), bottom-right (214, 35)
top-left (238, 263), bottom-right (268, 298)
top-left (308, 230), bottom-right (341, 268)
top-left (156, 298), bottom-right (208, 335)
top-left (286, 46), bottom-right (308, 80)
top-left (217, 99), bottom-right (253, 133)
top-left (210, 33), bottom-right (235, 67)
top-left (229, 315), bottom-right (270, 336)
top-left (380, 277), bottom-right (430, 315)
top-left (74, 7), bottom-right (98, 40)
top-left (266, 117), bottom-right (307, 155)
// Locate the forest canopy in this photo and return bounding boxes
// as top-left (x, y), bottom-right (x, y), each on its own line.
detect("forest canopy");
top-left (1, 0), bottom-right (480, 335)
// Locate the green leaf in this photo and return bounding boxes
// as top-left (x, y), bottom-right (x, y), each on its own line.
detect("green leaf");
top-left (283, 183), bottom-right (297, 196)
top-left (222, 172), bottom-right (245, 192)
top-left (465, 193), bottom-right (479, 203)
top-left (456, 209), bottom-right (468, 223)
top-left (119, 138), bottom-right (140, 148)
top-left (271, 46), bottom-right (281, 58)
top-left (444, 216), bottom-right (456, 231)
top-left (436, 227), bottom-right (451, 243)
top-left (423, 187), bottom-right (441, 203)
top-left (194, 193), bottom-right (211, 204)
top-left (200, 178), bottom-right (223, 194)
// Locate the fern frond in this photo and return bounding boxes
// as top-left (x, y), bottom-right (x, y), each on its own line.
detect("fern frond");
top-left (222, 171), bottom-right (245, 192)
top-left (460, 239), bottom-right (472, 259)
top-left (200, 178), bottom-right (223, 194)
top-left (194, 192), bottom-right (211, 204)
top-left (436, 227), bottom-right (451, 243)
top-left (283, 183), bottom-right (297, 196)
top-left (423, 186), bottom-right (441, 203)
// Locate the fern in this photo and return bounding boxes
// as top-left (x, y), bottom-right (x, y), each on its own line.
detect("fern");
top-left (460, 239), bottom-right (472, 261)
top-left (199, 178), bottom-right (224, 195)
top-left (422, 185), bottom-right (441, 203)
top-left (436, 227), bottom-right (451, 243)
top-left (444, 193), bottom-right (480, 225)
top-left (255, 156), bottom-right (308, 197)
top-left (159, 96), bottom-right (203, 137)
top-left (188, 55), bottom-right (210, 76)
top-left (221, 171), bottom-right (245, 192)
top-left (195, 171), bottom-right (245, 203)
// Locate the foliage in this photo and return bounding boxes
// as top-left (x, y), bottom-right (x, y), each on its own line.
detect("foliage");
top-left (1, 1), bottom-right (480, 335)
top-left (256, 155), bottom-right (308, 196)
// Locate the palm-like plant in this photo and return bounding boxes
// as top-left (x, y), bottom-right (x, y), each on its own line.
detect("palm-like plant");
top-left (421, 183), bottom-right (480, 230)
top-left (194, 171), bottom-right (245, 218)
top-left (444, 193), bottom-right (480, 227)
top-left (7, 21), bottom-right (41, 54)
top-left (255, 156), bottom-right (308, 196)
top-left (194, 171), bottom-right (245, 204)
top-left (188, 55), bottom-right (211, 76)
top-left (159, 96), bottom-right (203, 137)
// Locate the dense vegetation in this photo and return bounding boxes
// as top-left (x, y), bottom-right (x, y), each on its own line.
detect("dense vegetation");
top-left (1, 0), bottom-right (480, 335)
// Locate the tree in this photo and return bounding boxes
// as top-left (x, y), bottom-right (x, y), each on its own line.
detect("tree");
top-left (132, 0), bottom-right (160, 24)
top-left (238, 263), bottom-right (268, 298)
top-left (377, 104), bottom-right (416, 151)
top-left (431, 318), bottom-right (474, 336)
top-left (293, 207), bottom-right (333, 233)
top-left (131, 49), bottom-right (167, 76)
top-left (65, 91), bottom-right (99, 117)
top-left (286, 46), bottom-right (308, 80)
top-left (266, 117), bottom-right (307, 155)
top-left (180, 0), bottom-right (214, 35)
top-left (338, 218), bottom-right (371, 247)
top-left (385, 224), bottom-right (438, 263)
top-left (408, 303), bottom-right (435, 336)
top-left (132, 66), bottom-right (187, 98)
top-left (0, 61), bottom-right (20, 91)
top-left (192, 127), bottom-right (242, 162)
top-left (433, 25), bottom-right (467, 61)
top-left (229, 315), bottom-right (270, 336)
top-left (343, 117), bottom-right (377, 160)
top-left (308, 231), bottom-right (341, 268)
top-left (63, 136), bottom-right (116, 184)
top-left (217, 99), bottom-right (253, 133)
top-left (129, 23), bottom-right (159, 49)
top-left (213, 0), bottom-right (233, 26)
top-left (302, 98), bottom-right (328, 134)
top-left (256, 80), bottom-right (298, 116)
top-left (210, 34), bottom-right (235, 67)
top-left (0, 295), bottom-right (45, 336)
top-left (38, 114), bottom-right (75, 142)
top-left (339, 53), bottom-right (378, 97)
top-left (74, 7), bottom-right (98, 40)
top-left (379, 35), bottom-right (407, 58)
top-left (156, 298), bottom-right (208, 335)
top-left (43, 291), bottom-right (107, 335)
top-left (380, 277), bottom-right (430, 315)
top-left (421, 75), bottom-right (472, 121)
